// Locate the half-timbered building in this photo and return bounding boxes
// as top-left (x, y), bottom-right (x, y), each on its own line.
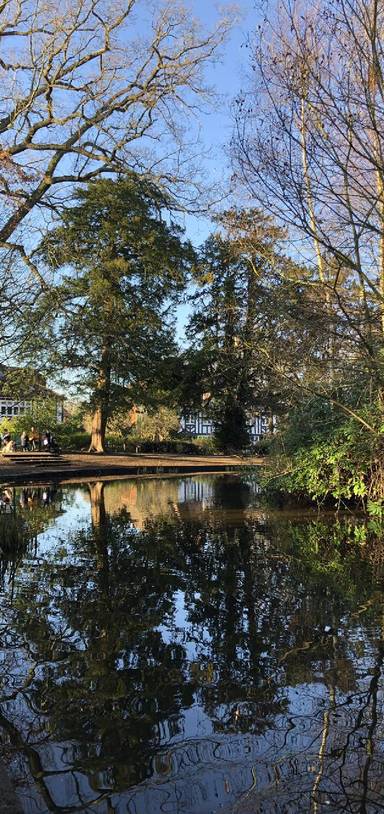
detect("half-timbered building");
top-left (0, 366), bottom-right (64, 423)
top-left (179, 411), bottom-right (274, 441)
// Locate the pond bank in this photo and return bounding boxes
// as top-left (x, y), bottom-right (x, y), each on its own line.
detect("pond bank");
top-left (0, 451), bottom-right (263, 484)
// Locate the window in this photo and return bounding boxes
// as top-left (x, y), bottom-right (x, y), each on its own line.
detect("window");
top-left (13, 406), bottom-right (18, 415)
top-left (7, 405), bottom-right (12, 415)
top-left (1, 406), bottom-right (5, 415)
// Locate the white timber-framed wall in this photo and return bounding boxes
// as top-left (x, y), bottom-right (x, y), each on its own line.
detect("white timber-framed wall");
top-left (0, 397), bottom-right (64, 423)
top-left (179, 411), bottom-right (274, 441)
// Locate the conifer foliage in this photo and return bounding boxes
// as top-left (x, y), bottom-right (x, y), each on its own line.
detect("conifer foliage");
top-left (185, 209), bottom-right (289, 451)
top-left (32, 176), bottom-right (195, 451)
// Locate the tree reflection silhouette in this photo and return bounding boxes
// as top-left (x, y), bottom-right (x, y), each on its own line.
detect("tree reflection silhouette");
top-left (0, 482), bottom-right (383, 812)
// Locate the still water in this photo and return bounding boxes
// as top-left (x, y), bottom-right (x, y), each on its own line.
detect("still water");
top-left (0, 474), bottom-right (383, 813)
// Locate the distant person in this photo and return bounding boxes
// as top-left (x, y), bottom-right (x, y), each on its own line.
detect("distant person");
top-left (1, 431), bottom-right (10, 447)
top-left (50, 434), bottom-right (59, 453)
top-left (20, 430), bottom-right (29, 452)
top-left (30, 427), bottom-right (38, 450)
top-left (42, 431), bottom-right (50, 450)
top-left (2, 438), bottom-right (15, 453)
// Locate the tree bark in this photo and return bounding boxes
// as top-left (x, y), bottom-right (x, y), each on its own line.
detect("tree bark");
top-left (300, 94), bottom-right (335, 379)
top-left (88, 348), bottom-right (111, 453)
top-left (89, 404), bottom-right (108, 453)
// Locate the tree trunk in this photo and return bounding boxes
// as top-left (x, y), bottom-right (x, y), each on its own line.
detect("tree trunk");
top-left (88, 347), bottom-right (111, 453)
top-left (299, 96), bottom-right (326, 286)
top-left (238, 257), bottom-right (258, 409)
top-left (89, 404), bottom-right (108, 453)
top-left (300, 94), bottom-right (335, 379)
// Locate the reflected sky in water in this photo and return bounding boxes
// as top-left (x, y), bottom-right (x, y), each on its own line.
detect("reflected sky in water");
top-left (0, 475), bottom-right (383, 813)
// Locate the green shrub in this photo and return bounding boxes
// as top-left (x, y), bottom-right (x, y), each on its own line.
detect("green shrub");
top-left (133, 407), bottom-right (180, 441)
top-left (56, 432), bottom-right (220, 455)
top-left (127, 438), bottom-right (197, 454)
top-left (250, 435), bottom-right (274, 455)
top-left (262, 403), bottom-right (382, 514)
top-left (190, 436), bottom-right (220, 455)
top-left (60, 432), bottom-right (90, 451)
top-left (105, 432), bottom-right (125, 451)
top-left (103, 435), bottom-right (221, 455)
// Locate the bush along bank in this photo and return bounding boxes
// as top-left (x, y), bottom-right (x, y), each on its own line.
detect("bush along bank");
top-left (261, 401), bottom-right (384, 517)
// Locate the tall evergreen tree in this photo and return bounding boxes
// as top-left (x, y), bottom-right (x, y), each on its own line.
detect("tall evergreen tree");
top-left (185, 209), bottom-right (290, 451)
top-left (28, 176), bottom-right (194, 451)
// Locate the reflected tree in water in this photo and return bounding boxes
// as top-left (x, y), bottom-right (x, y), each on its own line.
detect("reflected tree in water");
top-left (0, 485), bottom-right (383, 811)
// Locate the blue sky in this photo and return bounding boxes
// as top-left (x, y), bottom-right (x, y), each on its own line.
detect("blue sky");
top-left (183, 0), bottom-right (255, 243)
top-left (176, 0), bottom-right (255, 341)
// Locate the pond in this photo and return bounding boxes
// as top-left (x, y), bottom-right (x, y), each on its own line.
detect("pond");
top-left (0, 474), bottom-right (383, 813)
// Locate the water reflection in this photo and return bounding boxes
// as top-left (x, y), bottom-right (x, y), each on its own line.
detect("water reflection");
top-left (0, 475), bottom-right (383, 813)
top-left (83, 474), bottom-right (255, 528)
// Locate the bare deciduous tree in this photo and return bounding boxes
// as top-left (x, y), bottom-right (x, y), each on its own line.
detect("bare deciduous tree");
top-left (232, 0), bottom-right (384, 413)
top-left (0, 0), bottom-right (232, 275)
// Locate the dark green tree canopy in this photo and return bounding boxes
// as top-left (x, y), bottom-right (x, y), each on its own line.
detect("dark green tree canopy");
top-left (24, 175), bottom-right (195, 450)
top-left (183, 209), bottom-right (297, 449)
top-left (42, 176), bottom-right (192, 286)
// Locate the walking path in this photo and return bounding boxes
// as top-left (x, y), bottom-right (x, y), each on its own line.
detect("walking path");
top-left (0, 451), bottom-right (262, 483)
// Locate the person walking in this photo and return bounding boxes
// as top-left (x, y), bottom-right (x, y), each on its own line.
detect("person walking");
top-left (30, 427), bottom-right (37, 450)
top-left (20, 430), bottom-right (29, 452)
top-left (42, 430), bottom-right (52, 451)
